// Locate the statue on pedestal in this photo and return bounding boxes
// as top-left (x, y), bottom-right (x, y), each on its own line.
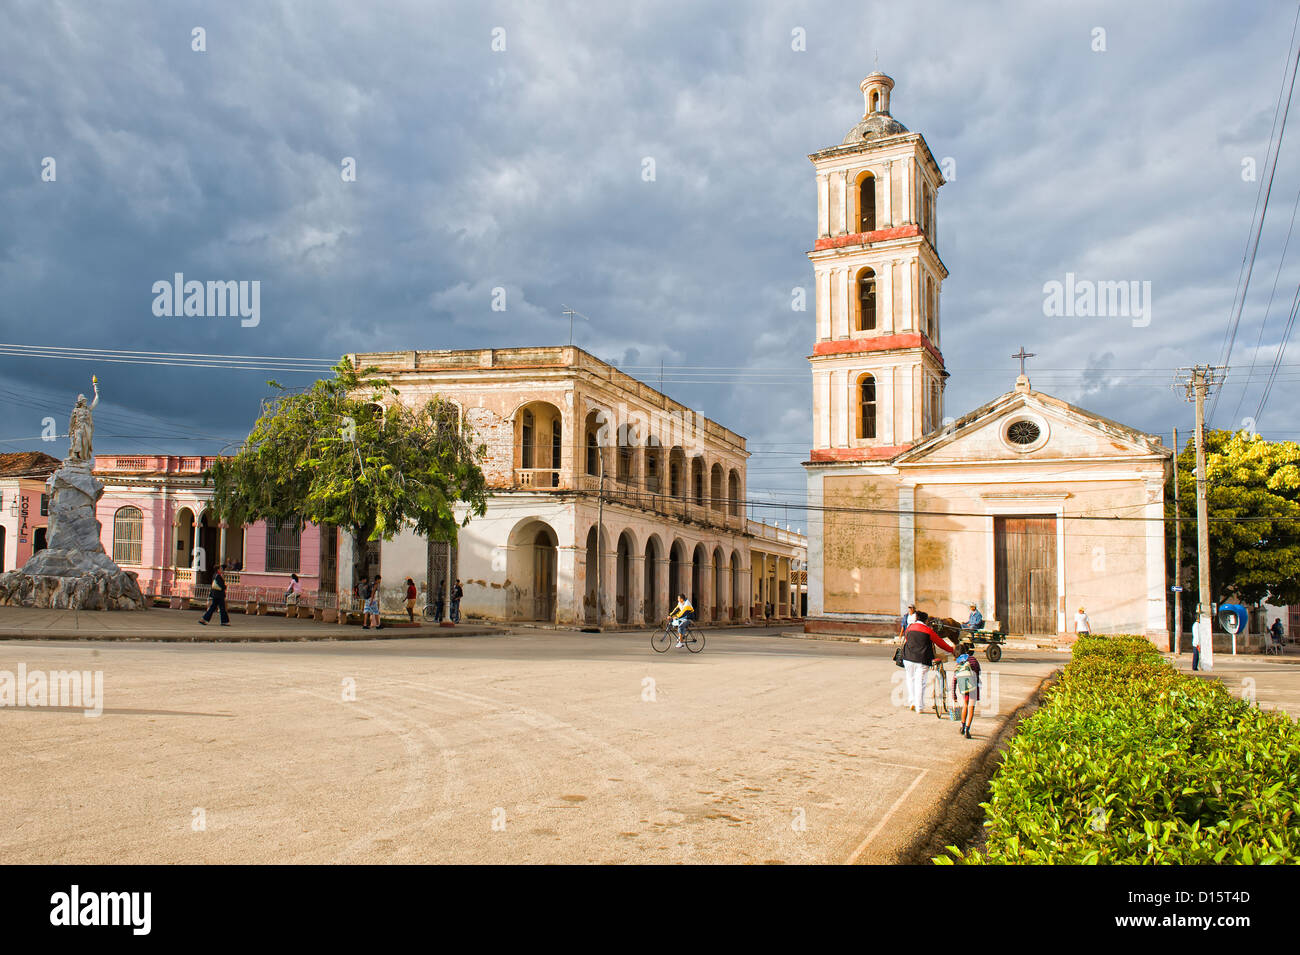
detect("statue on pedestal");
top-left (0, 376), bottom-right (146, 610)
top-left (68, 375), bottom-right (99, 465)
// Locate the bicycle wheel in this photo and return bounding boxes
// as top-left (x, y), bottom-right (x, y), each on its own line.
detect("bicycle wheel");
top-left (652, 625), bottom-right (673, 653)
top-left (684, 627), bottom-right (706, 653)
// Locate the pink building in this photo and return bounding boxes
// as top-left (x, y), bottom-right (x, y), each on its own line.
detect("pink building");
top-left (0, 451), bottom-right (59, 572)
top-left (92, 454), bottom-right (335, 600)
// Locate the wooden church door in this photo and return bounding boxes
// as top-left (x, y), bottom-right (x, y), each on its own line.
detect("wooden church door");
top-left (994, 515), bottom-right (1058, 635)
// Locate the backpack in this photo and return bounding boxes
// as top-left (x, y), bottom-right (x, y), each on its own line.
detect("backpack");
top-left (954, 656), bottom-right (978, 696)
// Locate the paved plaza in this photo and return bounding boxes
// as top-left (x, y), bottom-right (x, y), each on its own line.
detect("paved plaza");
top-left (0, 619), bottom-right (1066, 864)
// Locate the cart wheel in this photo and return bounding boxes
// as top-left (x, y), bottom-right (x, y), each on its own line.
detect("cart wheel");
top-left (986, 643), bottom-right (1002, 663)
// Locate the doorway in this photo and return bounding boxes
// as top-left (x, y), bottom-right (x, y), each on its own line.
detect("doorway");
top-left (994, 515), bottom-right (1058, 635)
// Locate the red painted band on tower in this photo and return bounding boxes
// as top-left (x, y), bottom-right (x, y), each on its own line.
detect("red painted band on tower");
top-left (811, 334), bottom-right (944, 366)
top-left (812, 224), bottom-right (922, 250)
top-left (808, 445), bottom-right (911, 462)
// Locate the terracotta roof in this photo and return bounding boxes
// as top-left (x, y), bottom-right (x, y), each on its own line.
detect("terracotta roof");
top-left (0, 451), bottom-right (61, 477)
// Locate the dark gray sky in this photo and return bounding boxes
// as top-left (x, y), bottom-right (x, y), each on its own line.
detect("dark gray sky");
top-left (3, 0), bottom-right (1299, 527)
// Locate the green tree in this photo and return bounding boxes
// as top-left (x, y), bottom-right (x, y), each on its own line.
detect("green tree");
top-left (208, 358), bottom-right (488, 588)
top-left (1166, 429), bottom-right (1300, 609)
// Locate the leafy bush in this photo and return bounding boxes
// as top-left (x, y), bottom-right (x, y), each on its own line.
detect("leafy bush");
top-left (939, 635), bottom-right (1300, 864)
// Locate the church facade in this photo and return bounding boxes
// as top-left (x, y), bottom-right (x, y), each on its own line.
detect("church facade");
top-left (803, 74), bottom-right (1171, 642)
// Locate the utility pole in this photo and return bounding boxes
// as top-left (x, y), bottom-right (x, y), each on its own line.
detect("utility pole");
top-left (1172, 426), bottom-right (1181, 655)
top-left (1176, 365), bottom-right (1225, 671)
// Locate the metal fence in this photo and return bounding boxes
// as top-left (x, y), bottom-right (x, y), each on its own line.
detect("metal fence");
top-left (145, 580), bottom-right (357, 615)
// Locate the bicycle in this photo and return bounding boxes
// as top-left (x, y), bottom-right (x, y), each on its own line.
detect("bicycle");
top-left (930, 657), bottom-right (950, 719)
top-left (651, 616), bottom-right (706, 653)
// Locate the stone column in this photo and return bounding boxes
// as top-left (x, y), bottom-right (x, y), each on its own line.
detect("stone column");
top-left (881, 366), bottom-right (896, 446)
top-left (898, 485), bottom-right (915, 610)
top-left (1143, 477), bottom-right (1170, 641)
top-left (816, 268), bottom-right (831, 340)
top-left (817, 173), bottom-right (830, 238)
top-left (841, 169), bottom-right (851, 234)
top-left (628, 550), bottom-right (645, 627)
top-left (882, 161), bottom-right (894, 229)
top-left (656, 545), bottom-right (671, 627)
top-left (598, 528), bottom-right (613, 627)
top-left (556, 542), bottom-right (581, 627)
top-left (879, 261), bottom-right (894, 334)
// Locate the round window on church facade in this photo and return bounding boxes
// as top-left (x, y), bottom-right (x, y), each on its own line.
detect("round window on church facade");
top-left (1007, 420), bottom-right (1041, 445)
top-left (1001, 415), bottom-right (1048, 453)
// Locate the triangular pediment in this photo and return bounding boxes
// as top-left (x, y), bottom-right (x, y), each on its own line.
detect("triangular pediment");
top-left (894, 388), bottom-right (1169, 466)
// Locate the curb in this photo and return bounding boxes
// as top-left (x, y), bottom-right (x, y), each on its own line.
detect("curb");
top-left (773, 631), bottom-right (1073, 652)
top-left (0, 627), bottom-right (508, 643)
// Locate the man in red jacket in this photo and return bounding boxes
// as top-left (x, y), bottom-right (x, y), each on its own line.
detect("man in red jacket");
top-left (901, 611), bottom-right (955, 713)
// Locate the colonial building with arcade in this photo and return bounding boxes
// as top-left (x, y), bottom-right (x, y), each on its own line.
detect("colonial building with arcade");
top-left (345, 346), bottom-right (806, 627)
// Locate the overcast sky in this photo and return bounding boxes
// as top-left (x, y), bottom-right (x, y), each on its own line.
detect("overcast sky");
top-left (3, 0), bottom-right (1299, 527)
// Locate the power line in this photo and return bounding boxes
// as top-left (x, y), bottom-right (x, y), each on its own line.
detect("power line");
top-left (1212, 0), bottom-right (1300, 423)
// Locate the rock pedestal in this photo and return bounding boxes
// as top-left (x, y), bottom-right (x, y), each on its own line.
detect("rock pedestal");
top-left (0, 462), bottom-right (146, 611)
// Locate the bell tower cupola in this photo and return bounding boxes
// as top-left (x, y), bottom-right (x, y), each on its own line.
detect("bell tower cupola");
top-left (861, 72), bottom-right (893, 116)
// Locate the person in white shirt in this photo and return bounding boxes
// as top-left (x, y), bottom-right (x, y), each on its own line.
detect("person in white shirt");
top-left (669, 594), bottom-right (694, 649)
top-left (1191, 619), bottom-right (1201, 671)
top-left (1074, 607), bottom-right (1091, 637)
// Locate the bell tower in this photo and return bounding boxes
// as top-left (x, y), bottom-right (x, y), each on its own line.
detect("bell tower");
top-left (807, 73), bottom-right (947, 461)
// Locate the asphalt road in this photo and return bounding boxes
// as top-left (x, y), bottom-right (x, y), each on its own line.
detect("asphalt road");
top-left (0, 626), bottom-right (1064, 864)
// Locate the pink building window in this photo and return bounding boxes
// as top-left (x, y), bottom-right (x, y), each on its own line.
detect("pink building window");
top-left (265, 521), bottom-right (301, 573)
top-left (112, 506), bottom-right (144, 565)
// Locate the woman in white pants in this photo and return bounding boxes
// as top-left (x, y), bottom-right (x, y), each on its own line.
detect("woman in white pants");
top-left (900, 611), bottom-right (956, 713)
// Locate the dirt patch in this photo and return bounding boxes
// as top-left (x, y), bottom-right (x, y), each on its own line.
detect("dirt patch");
top-left (896, 669), bottom-right (1062, 865)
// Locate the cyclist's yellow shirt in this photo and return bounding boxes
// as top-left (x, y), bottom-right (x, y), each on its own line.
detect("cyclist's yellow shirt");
top-left (671, 601), bottom-right (694, 619)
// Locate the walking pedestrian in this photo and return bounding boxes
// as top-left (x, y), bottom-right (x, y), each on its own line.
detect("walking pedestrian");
top-left (899, 603), bottom-right (917, 637)
top-left (1074, 607), bottom-right (1091, 638)
top-left (404, 578), bottom-right (417, 623)
top-left (1191, 619), bottom-right (1201, 671)
top-left (451, 579), bottom-right (463, 624)
top-left (901, 610), bottom-right (955, 713)
top-left (198, 563), bottom-right (231, 627)
top-left (952, 649), bottom-right (981, 739)
top-left (366, 576), bottom-right (383, 630)
top-left (360, 576), bottom-right (374, 630)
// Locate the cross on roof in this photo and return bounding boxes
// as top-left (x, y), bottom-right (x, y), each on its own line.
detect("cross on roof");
top-left (1012, 346), bottom-right (1036, 377)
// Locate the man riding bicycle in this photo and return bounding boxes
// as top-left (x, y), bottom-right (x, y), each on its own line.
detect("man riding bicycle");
top-left (669, 593), bottom-right (694, 648)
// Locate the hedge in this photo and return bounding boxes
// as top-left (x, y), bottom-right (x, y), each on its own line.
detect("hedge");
top-left (939, 634), bottom-right (1300, 864)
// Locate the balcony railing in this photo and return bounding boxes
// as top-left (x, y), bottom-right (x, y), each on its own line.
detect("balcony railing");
top-left (516, 468), bottom-right (561, 489)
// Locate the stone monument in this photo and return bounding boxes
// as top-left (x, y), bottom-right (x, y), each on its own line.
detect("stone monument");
top-left (0, 377), bottom-right (147, 610)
